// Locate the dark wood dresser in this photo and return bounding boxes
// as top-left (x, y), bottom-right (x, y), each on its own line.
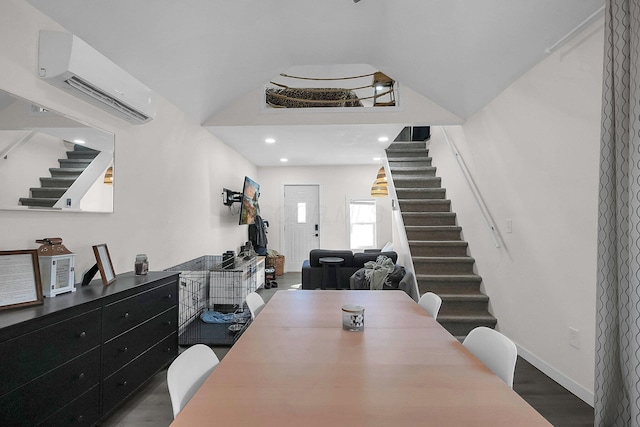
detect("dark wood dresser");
top-left (0, 271), bottom-right (179, 426)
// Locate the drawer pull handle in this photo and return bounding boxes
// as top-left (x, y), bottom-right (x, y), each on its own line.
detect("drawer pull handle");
top-left (120, 380), bottom-right (128, 387)
top-left (165, 321), bottom-right (172, 326)
top-left (120, 347), bottom-right (129, 353)
top-left (79, 331), bottom-right (87, 338)
top-left (165, 294), bottom-right (172, 299)
top-left (124, 312), bottom-right (130, 319)
top-left (166, 347), bottom-right (172, 353)
top-left (78, 373), bottom-right (86, 382)
top-left (77, 415), bottom-right (84, 423)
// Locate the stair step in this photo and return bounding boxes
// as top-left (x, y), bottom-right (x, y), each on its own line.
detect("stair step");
top-left (416, 274), bottom-right (482, 294)
top-left (388, 156), bottom-right (432, 162)
top-left (73, 145), bottom-right (100, 152)
top-left (29, 187), bottom-right (67, 198)
top-left (19, 198), bottom-right (58, 208)
top-left (413, 256), bottom-right (476, 275)
top-left (388, 159), bottom-right (433, 168)
top-left (393, 176), bottom-right (442, 189)
top-left (389, 166), bottom-right (437, 176)
top-left (387, 141), bottom-right (427, 150)
top-left (386, 147), bottom-right (428, 156)
top-left (49, 168), bottom-right (85, 177)
top-left (402, 212), bottom-right (456, 226)
top-left (395, 188), bottom-right (445, 199)
top-left (59, 158), bottom-right (93, 167)
top-left (398, 199), bottom-right (451, 213)
top-left (39, 177), bottom-right (76, 188)
top-left (406, 225), bottom-right (461, 241)
top-left (409, 241), bottom-right (468, 256)
top-left (437, 313), bottom-right (497, 337)
top-left (439, 293), bottom-right (490, 314)
top-left (386, 148), bottom-right (429, 160)
top-left (67, 151), bottom-right (99, 160)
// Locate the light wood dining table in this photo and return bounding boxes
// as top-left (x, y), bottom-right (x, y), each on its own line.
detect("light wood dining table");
top-left (171, 290), bottom-right (551, 426)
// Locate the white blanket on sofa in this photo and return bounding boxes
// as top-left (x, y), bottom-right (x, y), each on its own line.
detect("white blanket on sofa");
top-left (363, 256), bottom-right (396, 290)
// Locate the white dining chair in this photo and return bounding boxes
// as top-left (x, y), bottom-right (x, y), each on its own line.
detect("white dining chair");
top-left (246, 291), bottom-right (265, 319)
top-left (418, 292), bottom-right (442, 320)
top-left (167, 344), bottom-right (220, 418)
top-left (462, 326), bottom-right (518, 388)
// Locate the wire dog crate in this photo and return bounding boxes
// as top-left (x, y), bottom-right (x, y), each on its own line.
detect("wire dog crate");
top-left (165, 255), bottom-right (258, 346)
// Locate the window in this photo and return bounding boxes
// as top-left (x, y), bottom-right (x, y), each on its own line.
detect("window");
top-left (349, 199), bottom-right (376, 249)
top-left (297, 202), bottom-right (307, 223)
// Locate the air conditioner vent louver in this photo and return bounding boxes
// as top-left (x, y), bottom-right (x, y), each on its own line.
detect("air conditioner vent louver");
top-left (66, 76), bottom-right (150, 123)
top-left (38, 30), bottom-right (157, 125)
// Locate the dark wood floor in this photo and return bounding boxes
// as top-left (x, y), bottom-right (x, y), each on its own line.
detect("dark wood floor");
top-left (513, 357), bottom-right (594, 426)
top-left (100, 273), bottom-right (594, 426)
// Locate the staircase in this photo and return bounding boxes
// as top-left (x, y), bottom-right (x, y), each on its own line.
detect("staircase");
top-left (19, 145), bottom-right (100, 208)
top-left (386, 139), bottom-right (497, 339)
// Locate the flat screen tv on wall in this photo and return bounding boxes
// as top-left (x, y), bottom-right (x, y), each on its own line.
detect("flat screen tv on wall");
top-left (239, 176), bottom-right (260, 225)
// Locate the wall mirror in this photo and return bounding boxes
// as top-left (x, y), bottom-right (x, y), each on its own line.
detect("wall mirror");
top-left (0, 89), bottom-right (114, 213)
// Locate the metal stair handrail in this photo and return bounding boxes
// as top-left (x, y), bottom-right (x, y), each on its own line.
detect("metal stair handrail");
top-left (439, 126), bottom-right (502, 248)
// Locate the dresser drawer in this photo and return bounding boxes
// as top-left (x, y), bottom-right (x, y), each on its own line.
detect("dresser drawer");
top-left (103, 306), bottom-right (177, 377)
top-left (103, 281), bottom-right (177, 341)
top-left (38, 384), bottom-right (100, 427)
top-left (0, 347), bottom-right (100, 426)
top-left (0, 308), bottom-right (101, 397)
top-left (102, 332), bottom-right (177, 416)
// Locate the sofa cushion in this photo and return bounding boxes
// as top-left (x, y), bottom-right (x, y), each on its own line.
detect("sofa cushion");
top-left (308, 249), bottom-right (354, 268)
top-left (352, 251), bottom-right (398, 268)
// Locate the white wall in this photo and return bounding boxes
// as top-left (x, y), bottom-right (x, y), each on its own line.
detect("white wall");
top-left (257, 165), bottom-right (392, 259)
top-left (0, 0), bottom-right (256, 279)
top-left (428, 19), bottom-right (603, 404)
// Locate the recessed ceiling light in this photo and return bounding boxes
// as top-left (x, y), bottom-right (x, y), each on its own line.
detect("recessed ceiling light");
top-left (73, 139), bottom-right (85, 144)
top-left (373, 157), bottom-right (381, 161)
top-left (378, 136), bottom-right (389, 142)
top-left (280, 158), bottom-right (288, 162)
top-left (265, 138), bottom-right (276, 144)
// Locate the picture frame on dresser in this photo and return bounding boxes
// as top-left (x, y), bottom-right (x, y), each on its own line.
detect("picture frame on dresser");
top-left (92, 244), bottom-right (116, 285)
top-left (0, 249), bottom-right (44, 310)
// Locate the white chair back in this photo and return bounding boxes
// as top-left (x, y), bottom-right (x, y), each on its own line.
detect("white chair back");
top-left (418, 292), bottom-right (442, 320)
top-left (167, 344), bottom-right (219, 418)
top-left (246, 292), bottom-right (265, 319)
top-left (462, 326), bottom-right (517, 388)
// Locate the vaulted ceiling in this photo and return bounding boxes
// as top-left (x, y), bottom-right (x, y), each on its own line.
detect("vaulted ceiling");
top-left (26, 0), bottom-right (605, 166)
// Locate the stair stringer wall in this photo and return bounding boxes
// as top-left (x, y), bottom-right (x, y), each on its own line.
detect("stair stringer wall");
top-left (54, 150), bottom-right (113, 210)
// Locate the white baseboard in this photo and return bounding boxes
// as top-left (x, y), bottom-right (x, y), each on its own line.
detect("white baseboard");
top-left (516, 344), bottom-right (594, 407)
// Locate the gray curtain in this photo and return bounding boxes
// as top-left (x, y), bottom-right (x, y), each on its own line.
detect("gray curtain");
top-left (596, 0), bottom-right (640, 425)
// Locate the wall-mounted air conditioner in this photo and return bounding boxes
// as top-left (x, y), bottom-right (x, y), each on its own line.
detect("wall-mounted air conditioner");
top-left (38, 30), bottom-right (157, 125)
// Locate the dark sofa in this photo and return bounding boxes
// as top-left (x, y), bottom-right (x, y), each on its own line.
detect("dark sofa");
top-left (301, 249), bottom-right (398, 290)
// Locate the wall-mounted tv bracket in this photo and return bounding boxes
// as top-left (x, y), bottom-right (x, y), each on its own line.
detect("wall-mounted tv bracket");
top-left (222, 188), bottom-right (242, 206)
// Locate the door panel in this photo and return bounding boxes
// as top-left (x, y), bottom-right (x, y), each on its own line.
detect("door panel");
top-left (283, 185), bottom-right (319, 272)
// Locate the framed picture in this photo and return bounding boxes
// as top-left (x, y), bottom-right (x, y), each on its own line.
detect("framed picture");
top-left (0, 250), bottom-right (44, 310)
top-left (92, 244), bottom-right (116, 286)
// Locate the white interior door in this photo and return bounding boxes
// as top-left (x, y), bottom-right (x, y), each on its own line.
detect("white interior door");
top-left (283, 185), bottom-right (320, 272)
